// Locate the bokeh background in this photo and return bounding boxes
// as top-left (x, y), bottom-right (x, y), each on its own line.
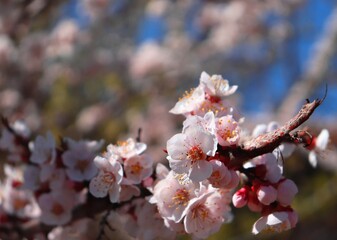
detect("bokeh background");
top-left (0, 0), bottom-right (337, 239)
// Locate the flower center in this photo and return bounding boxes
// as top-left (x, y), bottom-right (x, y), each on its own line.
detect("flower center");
top-left (187, 145), bottom-right (205, 163)
top-left (172, 188), bottom-right (190, 206)
top-left (191, 204), bottom-right (210, 221)
top-left (179, 88), bottom-right (195, 102)
top-left (75, 159), bottom-right (90, 173)
top-left (13, 198), bottom-right (29, 211)
top-left (102, 171), bottom-right (116, 184)
top-left (130, 162), bottom-right (143, 175)
top-left (51, 202), bottom-right (65, 216)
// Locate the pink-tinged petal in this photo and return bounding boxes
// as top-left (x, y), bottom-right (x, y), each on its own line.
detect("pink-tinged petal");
top-left (189, 160), bottom-right (212, 182)
top-left (168, 158), bottom-right (190, 174)
top-left (252, 216), bottom-right (268, 234)
top-left (169, 86), bottom-right (205, 114)
top-left (277, 179), bottom-right (298, 206)
top-left (89, 175), bottom-right (109, 198)
top-left (186, 127), bottom-right (216, 156)
top-left (257, 185), bottom-right (277, 205)
top-left (167, 133), bottom-right (188, 160)
top-left (108, 184), bottom-right (120, 203)
top-left (93, 156), bottom-right (111, 170)
top-left (316, 129), bottom-right (329, 150)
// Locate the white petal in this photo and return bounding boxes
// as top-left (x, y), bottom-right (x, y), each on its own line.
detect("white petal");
top-left (189, 160), bottom-right (213, 182)
top-left (308, 151), bottom-right (318, 168)
top-left (316, 129), bottom-right (329, 150)
top-left (89, 175), bottom-right (109, 198)
top-left (252, 216), bottom-right (268, 234)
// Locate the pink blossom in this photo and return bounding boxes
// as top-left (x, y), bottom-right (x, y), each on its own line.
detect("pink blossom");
top-left (107, 138), bottom-right (146, 159)
top-left (166, 126), bottom-right (216, 182)
top-left (62, 138), bottom-right (104, 181)
top-left (183, 188), bottom-right (232, 239)
top-left (151, 171), bottom-right (197, 222)
top-left (38, 189), bottom-right (76, 225)
top-left (200, 71), bottom-right (238, 97)
top-left (252, 211), bottom-right (298, 234)
top-left (208, 160), bottom-right (231, 188)
top-left (277, 179), bottom-right (298, 206)
top-left (123, 154), bottom-right (153, 184)
top-left (30, 131), bottom-right (56, 164)
top-left (215, 115), bottom-right (240, 146)
top-left (89, 155), bottom-right (123, 203)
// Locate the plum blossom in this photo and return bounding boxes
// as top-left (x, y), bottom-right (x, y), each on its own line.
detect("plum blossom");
top-left (169, 86), bottom-right (205, 115)
top-left (23, 165), bottom-right (41, 191)
top-left (252, 211), bottom-right (298, 234)
top-left (183, 187), bottom-right (233, 239)
top-left (107, 138), bottom-right (146, 159)
top-left (30, 131), bottom-right (56, 164)
top-left (208, 160), bottom-right (232, 188)
top-left (123, 154), bottom-right (153, 184)
top-left (151, 171), bottom-right (197, 222)
top-left (182, 111), bottom-right (216, 134)
top-left (62, 138), bottom-right (104, 181)
top-left (200, 71), bottom-right (238, 98)
top-left (89, 154), bottom-right (123, 203)
top-left (166, 126), bottom-right (217, 182)
top-left (38, 189), bottom-right (77, 225)
top-left (215, 115), bottom-right (240, 147)
top-left (307, 129), bottom-right (329, 167)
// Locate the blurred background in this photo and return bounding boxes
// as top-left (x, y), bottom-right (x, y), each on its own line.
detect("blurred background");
top-left (0, 0), bottom-right (337, 239)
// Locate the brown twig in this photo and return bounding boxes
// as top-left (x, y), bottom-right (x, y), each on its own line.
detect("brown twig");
top-left (229, 98), bottom-right (323, 168)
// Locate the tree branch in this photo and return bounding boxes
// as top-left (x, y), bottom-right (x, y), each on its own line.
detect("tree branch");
top-left (229, 98), bottom-right (323, 168)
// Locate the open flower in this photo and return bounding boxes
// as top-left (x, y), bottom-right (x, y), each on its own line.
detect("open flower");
top-left (123, 154), bottom-right (153, 184)
top-left (183, 187), bottom-right (233, 239)
top-left (38, 189), bottom-right (77, 226)
top-left (215, 115), bottom-right (240, 146)
top-left (252, 211), bottom-right (298, 234)
top-left (62, 138), bottom-right (104, 181)
top-left (166, 126), bottom-right (217, 182)
top-left (107, 138), bottom-right (146, 159)
top-left (151, 171), bottom-right (197, 223)
top-left (89, 154), bottom-right (123, 203)
top-left (200, 71), bottom-right (238, 98)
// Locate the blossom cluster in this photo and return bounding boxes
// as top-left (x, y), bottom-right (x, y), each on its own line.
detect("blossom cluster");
top-left (0, 71), bottom-right (330, 239)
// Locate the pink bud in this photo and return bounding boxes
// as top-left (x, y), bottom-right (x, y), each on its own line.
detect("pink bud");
top-left (257, 185), bottom-right (277, 205)
top-left (232, 187), bottom-right (248, 208)
top-left (277, 179), bottom-right (298, 206)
